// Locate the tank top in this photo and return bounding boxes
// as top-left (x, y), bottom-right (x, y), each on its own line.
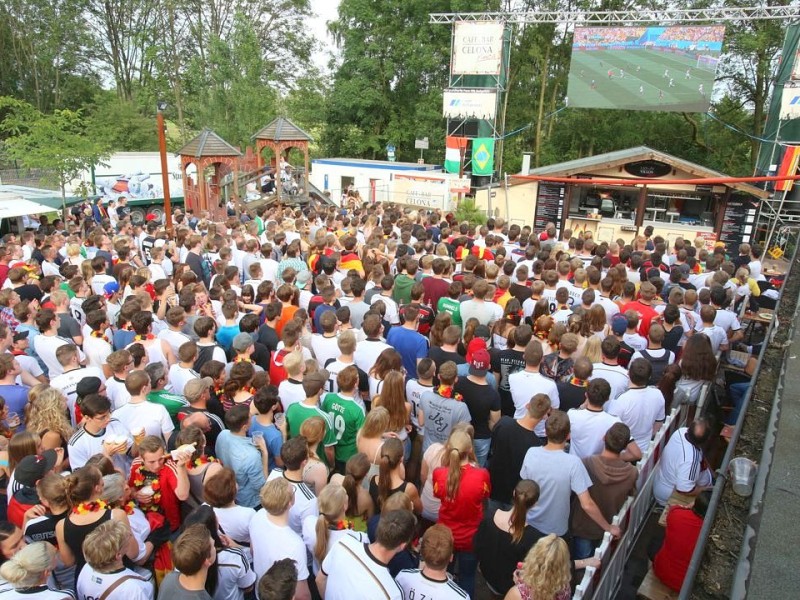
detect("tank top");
top-left (185, 464), bottom-right (213, 512)
top-left (368, 475), bottom-right (409, 514)
top-left (63, 510), bottom-right (112, 586)
top-left (143, 340), bottom-right (168, 368)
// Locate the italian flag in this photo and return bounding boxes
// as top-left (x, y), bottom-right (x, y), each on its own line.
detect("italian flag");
top-left (444, 136), bottom-right (467, 174)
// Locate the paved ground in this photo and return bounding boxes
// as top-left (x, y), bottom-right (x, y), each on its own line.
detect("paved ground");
top-left (747, 319), bottom-right (800, 596)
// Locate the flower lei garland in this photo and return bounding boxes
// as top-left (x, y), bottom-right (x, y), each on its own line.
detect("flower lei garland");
top-left (436, 385), bottom-right (463, 402)
top-left (73, 500), bottom-right (109, 515)
top-left (121, 501), bottom-right (136, 516)
top-left (330, 519), bottom-right (354, 531)
top-left (91, 330), bottom-right (110, 343)
top-left (131, 463), bottom-right (162, 512)
top-left (187, 455), bottom-right (217, 470)
top-left (569, 376), bottom-right (588, 387)
top-left (134, 334), bottom-right (155, 342)
top-left (234, 356), bottom-right (252, 363)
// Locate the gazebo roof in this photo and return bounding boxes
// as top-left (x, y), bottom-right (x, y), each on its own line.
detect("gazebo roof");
top-left (177, 129), bottom-right (242, 158)
top-left (252, 117), bottom-right (313, 142)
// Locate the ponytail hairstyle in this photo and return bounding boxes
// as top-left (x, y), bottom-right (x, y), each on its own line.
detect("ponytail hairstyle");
top-left (0, 541), bottom-right (55, 589)
top-left (314, 485), bottom-right (349, 563)
top-left (342, 453), bottom-right (370, 518)
top-left (509, 480), bottom-right (540, 544)
top-left (377, 437), bottom-right (404, 509)
top-left (63, 466), bottom-right (103, 508)
top-left (36, 472), bottom-right (69, 511)
top-left (442, 430), bottom-right (473, 501)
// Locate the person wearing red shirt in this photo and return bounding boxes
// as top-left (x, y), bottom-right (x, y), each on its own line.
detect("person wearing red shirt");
top-left (652, 491), bottom-right (710, 591)
top-left (432, 430), bottom-right (490, 599)
top-left (128, 436), bottom-right (189, 531)
top-left (269, 320), bottom-right (304, 387)
top-left (421, 258), bottom-right (450, 308)
top-left (620, 281), bottom-right (660, 337)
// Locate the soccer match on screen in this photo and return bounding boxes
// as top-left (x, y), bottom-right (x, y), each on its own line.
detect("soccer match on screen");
top-left (567, 25), bottom-right (725, 112)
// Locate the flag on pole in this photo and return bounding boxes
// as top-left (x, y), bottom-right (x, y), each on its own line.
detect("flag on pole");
top-left (471, 138), bottom-right (495, 176)
top-left (776, 145), bottom-right (800, 192)
top-left (444, 136), bottom-right (468, 174)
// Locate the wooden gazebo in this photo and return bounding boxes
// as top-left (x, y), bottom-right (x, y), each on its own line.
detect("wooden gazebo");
top-left (252, 117), bottom-right (313, 197)
top-left (177, 129), bottom-right (242, 218)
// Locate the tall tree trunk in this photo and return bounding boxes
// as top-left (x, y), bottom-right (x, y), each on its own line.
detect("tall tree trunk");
top-left (534, 45), bottom-right (550, 167)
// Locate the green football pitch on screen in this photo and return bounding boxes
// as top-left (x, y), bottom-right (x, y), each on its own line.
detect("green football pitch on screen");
top-left (566, 26), bottom-right (724, 113)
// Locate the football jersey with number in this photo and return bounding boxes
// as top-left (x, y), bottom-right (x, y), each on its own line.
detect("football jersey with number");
top-left (321, 392), bottom-right (366, 463)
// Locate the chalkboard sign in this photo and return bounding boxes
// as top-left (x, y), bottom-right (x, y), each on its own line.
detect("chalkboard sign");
top-left (535, 181), bottom-right (566, 237)
top-left (719, 195), bottom-right (759, 247)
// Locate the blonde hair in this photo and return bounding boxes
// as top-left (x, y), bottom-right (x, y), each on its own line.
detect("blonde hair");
top-left (260, 477), bottom-right (294, 515)
top-left (360, 406), bottom-right (390, 438)
top-left (314, 485), bottom-right (348, 563)
top-left (83, 519), bottom-right (130, 572)
top-left (284, 351), bottom-right (304, 376)
top-left (441, 430), bottom-right (473, 501)
top-left (0, 541), bottom-right (55, 589)
top-left (26, 387), bottom-right (73, 443)
top-left (518, 534), bottom-right (571, 600)
top-left (582, 335), bottom-right (602, 364)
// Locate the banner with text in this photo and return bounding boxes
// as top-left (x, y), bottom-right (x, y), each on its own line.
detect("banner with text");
top-left (443, 90), bottom-right (498, 120)
top-left (391, 176), bottom-right (452, 211)
top-left (452, 21), bottom-right (505, 75)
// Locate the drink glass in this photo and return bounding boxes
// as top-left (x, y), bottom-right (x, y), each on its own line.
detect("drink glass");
top-left (274, 413), bottom-right (285, 428)
top-left (252, 431), bottom-right (265, 446)
top-left (6, 413), bottom-right (19, 428)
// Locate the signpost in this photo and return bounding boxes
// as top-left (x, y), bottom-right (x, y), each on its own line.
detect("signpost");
top-left (387, 143), bottom-right (396, 162)
top-left (414, 137), bottom-right (429, 163)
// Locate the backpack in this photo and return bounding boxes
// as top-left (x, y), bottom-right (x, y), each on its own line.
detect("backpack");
top-left (639, 348), bottom-right (674, 385)
top-left (200, 253), bottom-right (214, 284)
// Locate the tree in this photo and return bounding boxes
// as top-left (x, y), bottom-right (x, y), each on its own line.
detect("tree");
top-left (84, 92), bottom-right (159, 151)
top-left (1, 98), bottom-right (110, 213)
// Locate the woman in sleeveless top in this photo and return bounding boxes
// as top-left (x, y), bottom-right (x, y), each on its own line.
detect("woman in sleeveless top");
top-left (299, 417), bottom-right (329, 495)
top-left (0, 542), bottom-right (73, 600)
top-left (329, 453), bottom-right (374, 533)
top-left (368, 437), bottom-right (421, 515)
top-left (356, 407), bottom-right (390, 491)
top-left (420, 423), bottom-right (475, 524)
top-left (26, 388), bottom-right (73, 469)
top-left (55, 466), bottom-right (138, 587)
top-left (506, 535), bottom-right (576, 600)
top-left (176, 426), bottom-right (223, 515)
top-left (367, 349), bottom-right (402, 404)
top-left (492, 300), bottom-right (522, 351)
top-left (221, 362), bottom-right (257, 412)
top-left (370, 371), bottom-right (411, 461)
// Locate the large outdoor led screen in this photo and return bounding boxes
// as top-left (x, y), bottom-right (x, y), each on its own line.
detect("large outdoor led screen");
top-left (566, 26), bottom-right (725, 112)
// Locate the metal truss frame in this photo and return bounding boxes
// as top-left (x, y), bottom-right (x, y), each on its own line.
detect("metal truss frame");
top-left (429, 6), bottom-right (800, 25)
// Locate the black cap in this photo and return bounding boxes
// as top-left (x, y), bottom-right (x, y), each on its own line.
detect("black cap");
top-left (15, 450), bottom-right (58, 487)
top-left (12, 330), bottom-right (29, 342)
top-left (76, 377), bottom-right (102, 398)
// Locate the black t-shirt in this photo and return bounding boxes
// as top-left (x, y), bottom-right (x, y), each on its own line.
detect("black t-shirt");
top-left (488, 416), bottom-right (543, 503)
top-left (509, 283), bottom-right (532, 304)
top-left (454, 377), bottom-right (501, 440)
top-left (663, 326), bottom-right (683, 355)
top-left (257, 323), bottom-right (280, 353)
top-left (491, 348), bottom-right (526, 416)
top-left (141, 235), bottom-right (156, 264)
top-left (14, 284), bottom-right (43, 303)
top-left (556, 381), bottom-right (588, 412)
top-left (428, 346), bottom-right (465, 368)
top-left (251, 341), bottom-right (271, 371)
top-left (176, 407), bottom-right (224, 454)
top-left (24, 510), bottom-right (68, 545)
top-left (474, 507), bottom-right (546, 595)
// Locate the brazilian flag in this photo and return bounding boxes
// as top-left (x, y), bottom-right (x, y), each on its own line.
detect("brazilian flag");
top-left (472, 138), bottom-right (495, 175)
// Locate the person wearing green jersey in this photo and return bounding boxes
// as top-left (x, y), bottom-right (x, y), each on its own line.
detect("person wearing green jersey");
top-left (285, 370), bottom-right (337, 468)
top-left (437, 281), bottom-right (463, 328)
top-left (145, 362), bottom-right (188, 429)
top-left (321, 365), bottom-right (366, 474)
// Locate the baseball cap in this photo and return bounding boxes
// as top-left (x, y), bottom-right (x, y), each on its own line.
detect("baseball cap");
top-left (296, 270), bottom-right (313, 289)
top-left (611, 314), bottom-right (628, 336)
top-left (302, 369), bottom-right (330, 397)
top-left (15, 450), bottom-right (58, 487)
top-left (76, 376), bottom-right (103, 398)
top-left (232, 333), bottom-right (254, 352)
top-left (184, 377), bottom-right (214, 402)
top-left (103, 281), bottom-right (120, 298)
top-left (469, 348), bottom-right (491, 376)
top-left (465, 337), bottom-right (488, 363)
top-left (12, 330), bottom-right (29, 342)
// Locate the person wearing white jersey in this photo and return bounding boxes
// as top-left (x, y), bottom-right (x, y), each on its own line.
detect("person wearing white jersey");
top-left (605, 359), bottom-right (666, 453)
top-left (508, 340), bottom-right (559, 437)
top-left (395, 524), bottom-right (469, 600)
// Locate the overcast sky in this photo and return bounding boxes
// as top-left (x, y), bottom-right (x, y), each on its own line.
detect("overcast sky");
top-left (308, 0), bottom-right (341, 73)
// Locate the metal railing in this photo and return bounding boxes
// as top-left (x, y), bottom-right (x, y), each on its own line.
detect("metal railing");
top-left (572, 395), bottom-right (699, 599)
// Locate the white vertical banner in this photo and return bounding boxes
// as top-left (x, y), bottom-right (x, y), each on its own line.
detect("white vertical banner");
top-left (452, 21), bottom-right (505, 75)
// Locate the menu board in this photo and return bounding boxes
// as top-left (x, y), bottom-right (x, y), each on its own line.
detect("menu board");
top-left (535, 181), bottom-right (566, 237)
top-left (719, 195), bottom-right (759, 247)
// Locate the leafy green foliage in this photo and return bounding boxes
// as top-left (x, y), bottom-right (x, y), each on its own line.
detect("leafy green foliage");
top-left (454, 198), bottom-right (487, 228)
